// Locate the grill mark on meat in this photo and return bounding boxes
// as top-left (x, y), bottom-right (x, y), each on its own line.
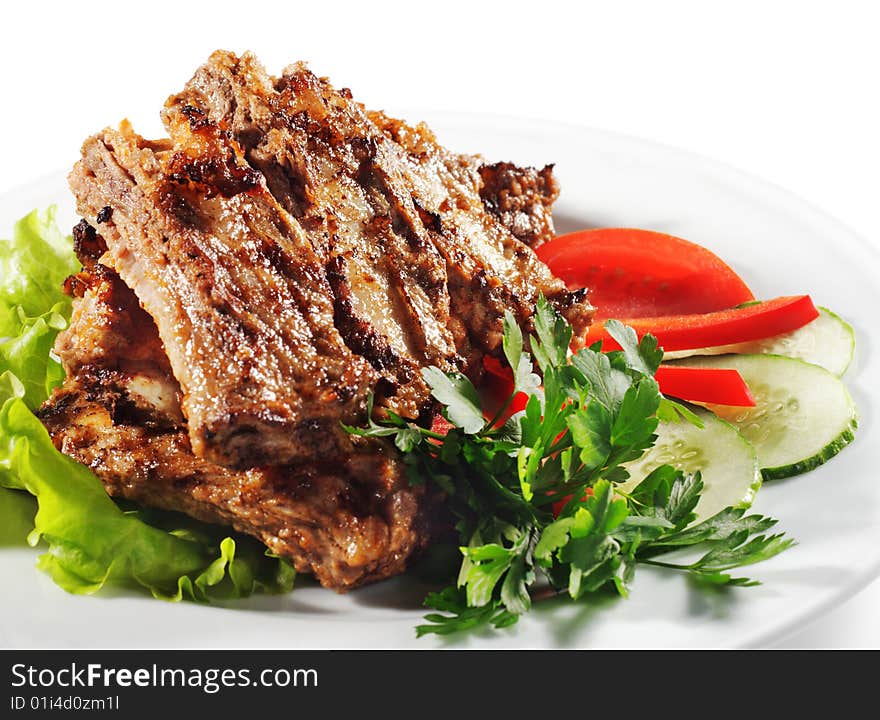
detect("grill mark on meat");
top-left (69, 120), bottom-right (379, 469)
top-left (163, 52), bottom-right (459, 418)
top-left (368, 110), bottom-right (559, 248)
top-left (357, 156), bottom-right (429, 255)
top-left (326, 254), bottom-right (407, 375)
top-left (39, 264), bottom-right (440, 590)
top-left (273, 68), bottom-right (466, 367)
top-left (278, 65), bottom-right (590, 356)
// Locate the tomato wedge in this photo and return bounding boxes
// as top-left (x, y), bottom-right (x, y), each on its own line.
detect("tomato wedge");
top-left (590, 295), bottom-right (819, 352)
top-left (655, 365), bottom-right (754, 407)
top-left (536, 228), bottom-right (754, 319)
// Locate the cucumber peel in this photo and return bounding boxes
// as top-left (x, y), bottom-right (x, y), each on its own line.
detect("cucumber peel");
top-left (664, 307), bottom-right (855, 376)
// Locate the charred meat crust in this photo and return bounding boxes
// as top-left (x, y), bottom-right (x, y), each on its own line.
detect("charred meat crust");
top-left (71, 219), bottom-right (108, 268)
top-left (476, 162), bottom-right (560, 249)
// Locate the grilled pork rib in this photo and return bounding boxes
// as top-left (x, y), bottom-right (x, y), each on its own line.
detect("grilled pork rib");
top-left (48, 51), bottom-right (593, 589)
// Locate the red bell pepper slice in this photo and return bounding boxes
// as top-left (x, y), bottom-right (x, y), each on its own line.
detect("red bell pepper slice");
top-left (482, 356), bottom-right (529, 422)
top-left (589, 295), bottom-right (819, 351)
top-left (655, 365), bottom-right (755, 407)
top-left (430, 414), bottom-right (456, 437)
top-left (552, 487), bottom-right (594, 518)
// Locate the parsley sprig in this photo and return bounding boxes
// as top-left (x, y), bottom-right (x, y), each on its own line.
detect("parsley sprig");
top-left (346, 297), bottom-right (793, 637)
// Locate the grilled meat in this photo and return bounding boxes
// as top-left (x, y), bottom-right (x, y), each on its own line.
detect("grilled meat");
top-left (361, 106), bottom-right (590, 350)
top-left (476, 162), bottom-right (559, 249)
top-left (69, 120), bottom-right (378, 470)
top-left (164, 53), bottom-right (459, 419)
top-left (163, 51), bottom-right (591, 388)
top-left (39, 262), bottom-right (437, 590)
top-left (368, 111), bottom-right (560, 249)
top-left (46, 50), bottom-right (593, 590)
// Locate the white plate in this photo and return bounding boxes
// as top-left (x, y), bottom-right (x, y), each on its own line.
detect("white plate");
top-left (1, 115), bottom-right (878, 649)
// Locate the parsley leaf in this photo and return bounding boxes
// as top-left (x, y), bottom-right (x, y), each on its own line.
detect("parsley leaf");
top-left (421, 368), bottom-right (485, 433)
top-left (657, 397), bottom-right (705, 427)
top-left (416, 587), bottom-right (518, 637)
top-left (571, 349), bottom-right (629, 412)
top-left (604, 319), bottom-right (663, 376)
top-left (503, 310), bottom-right (542, 397)
top-left (532, 295), bottom-right (571, 371)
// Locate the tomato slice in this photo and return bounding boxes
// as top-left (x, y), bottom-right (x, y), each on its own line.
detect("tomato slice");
top-left (655, 365), bottom-right (754, 407)
top-left (590, 295), bottom-right (819, 352)
top-left (536, 228), bottom-right (754, 319)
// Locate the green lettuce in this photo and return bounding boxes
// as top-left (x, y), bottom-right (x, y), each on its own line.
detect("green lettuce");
top-left (0, 207), bottom-right (77, 409)
top-left (0, 207), bottom-right (78, 338)
top-left (0, 208), bottom-right (295, 600)
top-left (1, 304), bottom-right (67, 409)
top-left (0, 477), bottom-right (36, 547)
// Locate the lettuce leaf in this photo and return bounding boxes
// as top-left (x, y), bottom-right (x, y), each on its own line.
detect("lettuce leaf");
top-left (0, 207), bottom-right (78, 338)
top-left (1, 303), bottom-right (68, 409)
top-left (0, 206), bottom-right (76, 408)
top-left (0, 208), bottom-right (295, 600)
top-left (0, 481), bottom-right (36, 547)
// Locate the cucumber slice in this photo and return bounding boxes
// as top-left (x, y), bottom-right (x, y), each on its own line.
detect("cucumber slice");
top-left (664, 307), bottom-right (855, 376)
top-left (667, 354), bottom-right (858, 479)
top-left (619, 407), bottom-right (761, 522)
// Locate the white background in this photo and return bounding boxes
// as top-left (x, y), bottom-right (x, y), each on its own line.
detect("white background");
top-left (1, 0), bottom-right (877, 648)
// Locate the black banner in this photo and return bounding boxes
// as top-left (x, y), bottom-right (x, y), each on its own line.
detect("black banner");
top-left (1, 649), bottom-right (871, 714)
